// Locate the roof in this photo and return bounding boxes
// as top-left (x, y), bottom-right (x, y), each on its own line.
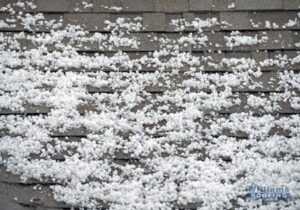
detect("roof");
top-left (0, 0), bottom-right (300, 209)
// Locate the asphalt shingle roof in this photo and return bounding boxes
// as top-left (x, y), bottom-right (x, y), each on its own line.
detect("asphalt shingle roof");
top-left (0, 0), bottom-right (300, 209)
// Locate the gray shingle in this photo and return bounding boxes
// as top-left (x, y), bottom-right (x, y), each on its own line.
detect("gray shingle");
top-left (252, 51), bottom-right (269, 70)
top-left (205, 32), bottom-right (226, 50)
top-left (220, 12), bottom-right (250, 30)
top-left (235, 0), bottom-right (283, 10)
top-left (92, 0), bottom-right (122, 12)
top-left (212, 0), bottom-right (232, 11)
top-left (188, 13), bottom-right (220, 32)
top-left (163, 33), bottom-right (192, 51)
top-left (36, 14), bottom-right (64, 32)
top-left (143, 13), bottom-right (166, 31)
top-left (0, 14), bottom-right (23, 31)
top-left (235, 71), bottom-right (282, 92)
top-left (36, 0), bottom-right (71, 12)
top-left (0, 182), bottom-right (69, 208)
top-left (0, 167), bottom-right (55, 185)
top-left (189, 0), bottom-right (212, 11)
top-left (223, 31), bottom-right (259, 51)
top-left (224, 93), bottom-right (300, 114)
top-left (122, 0), bottom-right (155, 11)
top-left (77, 40), bottom-right (102, 52)
top-left (136, 33), bottom-right (160, 51)
top-left (0, 14), bottom-right (62, 32)
top-left (0, 195), bottom-right (32, 210)
top-left (4, 93), bottom-right (297, 116)
top-left (293, 31), bottom-right (300, 48)
top-left (0, 0), bottom-right (37, 12)
top-left (0, 104), bottom-right (50, 115)
top-left (0, 0), bottom-right (10, 8)
top-left (259, 31), bottom-right (294, 50)
top-left (284, 51), bottom-right (300, 70)
top-left (18, 31), bottom-right (298, 52)
top-left (249, 11), bottom-right (300, 30)
top-left (182, 12), bottom-right (195, 22)
top-left (70, 0), bottom-right (94, 12)
top-left (109, 13), bottom-right (142, 22)
top-left (64, 13), bottom-right (109, 31)
top-left (154, 0), bottom-right (189, 12)
top-left (166, 14), bottom-right (183, 31)
top-left (225, 51), bottom-right (252, 59)
top-left (51, 127), bottom-right (88, 136)
top-left (283, 0), bottom-right (300, 10)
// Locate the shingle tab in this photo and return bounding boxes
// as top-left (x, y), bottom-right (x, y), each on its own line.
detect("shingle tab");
top-left (0, 13), bottom-right (23, 31)
top-left (38, 14), bottom-right (64, 32)
top-left (212, 0), bottom-right (232, 11)
top-left (252, 51), bottom-right (269, 70)
top-left (70, 0), bottom-right (94, 12)
top-left (249, 11), bottom-right (300, 30)
top-left (0, 182), bottom-right (69, 208)
top-left (143, 13), bottom-right (166, 31)
top-left (224, 93), bottom-right (300, 114)
top-left (284, 51), bottom-right (300, 70)
top-left (0, 195), bottom-right (32, 210)
top-left (122, 0), bottom-right (155, 12)
top-left (92, 0), bottom-right (122, 12)
top-left (0, 0), bottom-right (37, 12)
top-left (220, 12), bottom-right (250, 30)
top-left (154, 0), bottom-right (189, 12)
top-left (259, 31), bottom-right (294, 50)
top-left (166, 14), bottom-right (183, 31)
top-left (283, 0), bottom-right (300, 10)
top-left (36, 0), bottom-right (71, 12)
top-left (0, 0), bottom-right (9, 8)
top-left (293, 31), bottom-right (300, 48)
top-left (189, 0), bottom-right (212, 11)
top-left (235, 0), bottom-right (283, 10)
top-left (136, 33), bottom-right (160, 51)
top-left (64, 13), bottom-right (109, 31)
top-left (4, 93), bottom-right (299, 116)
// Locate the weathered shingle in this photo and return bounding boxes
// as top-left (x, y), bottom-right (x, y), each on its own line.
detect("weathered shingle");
top-left (259, 31), bottom-right (294, 50)
top-left (0, 0), bottom-right (37, 12)
top-left (36, 0), bottom-right (71, 12)
top-left (220, 12), bottom-right (251, 30)
top-left (285, 51), bottom-right (300, 70)
top-left (70, 0), bottom-right (94, 12)
top-left (64, 13), bottom-right (109, 31)
top-left (283, 0), bottom-right (300, 10)
top-left (189, 0), bottom-right (212, 11)
top-left (92, 0), bottom-right (122, 12)
top-left (212, 0), bottom-right (234, 11)
top-left (0, 182), bottom-right (68, 209)
top-left (165, 14), bottom-right (183, 31)
top-left (143, 13), bottom-right (166, 31)
top-left (249, 11), bottom-right (300, 30)
top-left (122, 0), bottom-right (155, 12)
top-left (235, 0), bottom-right (283, 10)
top-left (0, 195), bottom-right (32, 210)
top-left (154, 0), bottom-right (189, 12)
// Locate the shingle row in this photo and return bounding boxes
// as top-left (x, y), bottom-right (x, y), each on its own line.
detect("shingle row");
top-left (3, 32), bottom-right (298, 53)
top-left (1, 0), bottom-right (299, 13)
top-left (0, 114), bottom-right (297, 139)
top-left (1, 11), bottom-right (300, 32)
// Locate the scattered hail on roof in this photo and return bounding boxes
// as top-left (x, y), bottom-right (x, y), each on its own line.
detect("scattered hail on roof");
top-left (0, 1), bottom-right (300, 210)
